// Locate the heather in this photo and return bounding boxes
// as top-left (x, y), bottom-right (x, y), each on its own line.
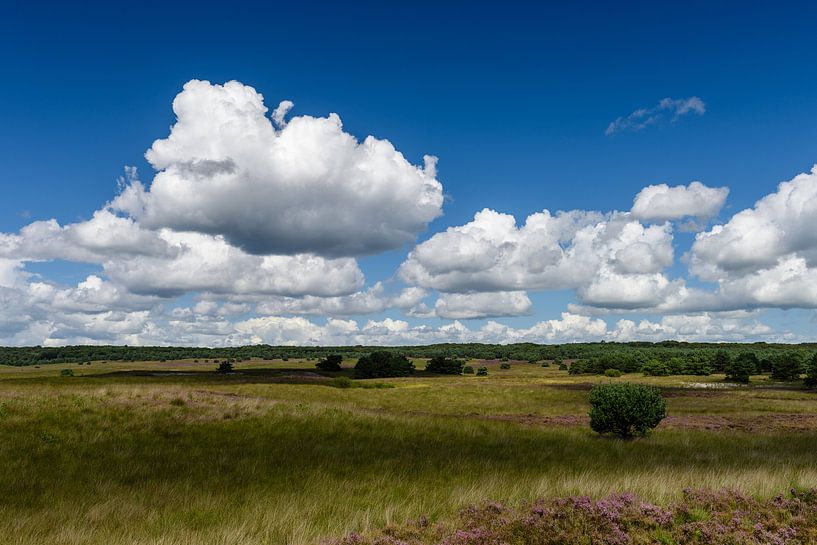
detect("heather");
top-left (327, 488), bottom-right (817, 545)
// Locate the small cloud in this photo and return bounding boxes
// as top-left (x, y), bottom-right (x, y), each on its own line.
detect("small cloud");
top-left (606, 96), bottom-right (706, 135)
top-left (18, 210), bottom-right (31, 219)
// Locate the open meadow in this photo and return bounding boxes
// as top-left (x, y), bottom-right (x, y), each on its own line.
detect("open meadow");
top-left (2, 357), bottom-right (817, 544)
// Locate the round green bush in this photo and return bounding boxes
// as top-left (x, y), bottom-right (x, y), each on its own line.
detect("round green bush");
top-left (476, 366), bottom-right (488, 376)
top-left (462, 365), bottom-right (475, 375)
top-left (499, 362), bottom-right (511, 370)
top-left (604, 368), bottom-right (622, 378)
top-left (588, 383), bottom-right (666, 438)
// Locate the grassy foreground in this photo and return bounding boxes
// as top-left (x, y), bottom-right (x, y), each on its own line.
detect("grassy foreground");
top-left (1, 359), bottom-right (816, 544)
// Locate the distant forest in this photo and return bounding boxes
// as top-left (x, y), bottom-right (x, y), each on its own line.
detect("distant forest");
top-left (1, 342), bottom-right (816, 367)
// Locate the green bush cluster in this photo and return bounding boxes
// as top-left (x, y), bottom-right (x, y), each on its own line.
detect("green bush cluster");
top-left (476, 367), bottom-right (488, 376)
top-left (424, 356), bottom-right (464, 375)
top-left (462, 365), bottom-right (475, 374)
top-left (354, 351), bottom-right (414, 379)
top-left (499, 363), bottom-right (511, 370)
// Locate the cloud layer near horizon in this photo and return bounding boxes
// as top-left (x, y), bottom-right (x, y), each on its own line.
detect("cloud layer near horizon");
top-left (1, 80), bottom-right (816, 346)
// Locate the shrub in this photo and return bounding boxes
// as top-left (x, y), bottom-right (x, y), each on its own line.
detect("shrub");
top-left (540, 362), bottom-right (549, 367)
top-left (462, 365), bottom-right (475, 375)
top-left (60, 369), bottom-right (74, 377)
top-left (327, 376), bottom-right (353, 388)
top-left (588, 383), bottom-right (666, 438)
top-left (558, 362), bottom-right (568, 370)
top-left (805, 354), bottom-right (817, 388)
top-left (316, 354), bottom-right (343, 372)
top-left (425, 356), bottom-right (464, 375)
top-left (641, 359), bottom-right (669, 376)
top-left (476, 366), bottom-right (488, 376)
top-left (354, 351), bottom-right (414, 379)
top-left (216, 361), bottom-right (233, 374)
top-left (604, 368), bottom-right (622, 378)
top-left (499, 362), bottom-right (511, 370)
top-left (771, 353), bottom-right (803, 381)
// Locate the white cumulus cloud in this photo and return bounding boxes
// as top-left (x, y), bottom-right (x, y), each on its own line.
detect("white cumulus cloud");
top-left (631, 181), bottom-right (728, 222)
top-left (114, 80), bottom-right (444, 257)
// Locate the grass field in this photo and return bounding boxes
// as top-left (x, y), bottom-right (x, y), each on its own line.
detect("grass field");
top-left (1, 358), bottom-right (816, 544)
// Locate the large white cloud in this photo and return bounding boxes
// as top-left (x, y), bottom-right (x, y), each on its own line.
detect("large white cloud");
top-left (690, 166), bottom-right (817, 277)
top-left (399, 208), bottom-right (673, 299)
top-left (631, 181), bottom-right (728, 222)
top-left (104, 230), bottom-right (364, 298)
top-left (114, 80), bottom-right (444, 257)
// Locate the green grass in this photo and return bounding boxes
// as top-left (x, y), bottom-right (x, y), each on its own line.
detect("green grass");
top-left (1, 359), bottom-right (816, 544)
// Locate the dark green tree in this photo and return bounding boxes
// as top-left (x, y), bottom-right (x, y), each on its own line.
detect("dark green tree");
top-left (712, 350), bottom-right (731, 373)
top-left (724, 356), bottom-right (753, 384)
top-left (425, 356), bottom-right (464, 375)
top-left (316, 355), bottom-right (343, 372)
top-left (354, 352), bottom-right (414, 379)
top-left (804, 354), bottom-right (817, 388)
top-left (771, 353), bottom-right (803, 381)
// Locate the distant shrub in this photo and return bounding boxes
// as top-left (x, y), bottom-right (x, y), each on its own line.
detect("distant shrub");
top-left (354, 351), bottom-right (414, 379)
top-left (558, 363), bottom-right (568, 371)
top-left (540, 361), bottom-right (550, 367)
top-left (499, 362), bottom-right (511, 370)
top-left (316, 355), bottom-right (343, 372)
top-left (462, 365), bottom-right (475, 375)
top-left (425, 356), bottom-right (464, 375)
top-left (604, 368), bottom-right (622, 378)
top-left (771, 353), bottom-right (803, 381)
top-left (724, 356), bottom-right (753, 384)
top-left (216, 361), bottom-right (233, 374)
top-left (476, 367), bottom-right (488, 376)
top-left (327, 376), bottom-right (394, 389)
top-left (60, 369), bottom-right (74, 377)
top-left (328, 376), bottom-right (353, 388)
top-left (588, 383), bottom-right (666, 439)
top-left (641, 359), bottom-right (669, 376)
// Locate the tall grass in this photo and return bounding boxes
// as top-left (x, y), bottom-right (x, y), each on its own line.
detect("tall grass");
top-left (1, 363), bottom-right (816, 544)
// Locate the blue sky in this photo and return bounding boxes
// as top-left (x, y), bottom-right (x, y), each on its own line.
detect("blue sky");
top-left (1, 1), bottom-right (817, 346)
